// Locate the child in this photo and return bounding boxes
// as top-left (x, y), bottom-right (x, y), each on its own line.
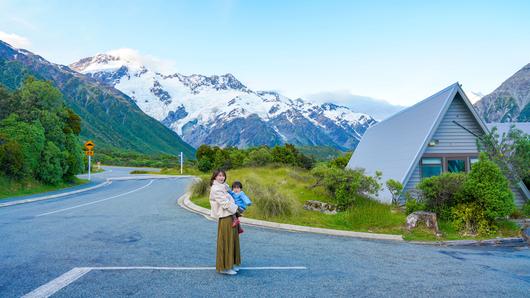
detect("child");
top-left (228, 181), bottom-right (252, 234)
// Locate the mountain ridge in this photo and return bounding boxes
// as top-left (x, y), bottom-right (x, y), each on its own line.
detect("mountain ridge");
top-left (70, 50), bottom-right (377, 150)
top-left (0, 40), bottom-right (196, 157)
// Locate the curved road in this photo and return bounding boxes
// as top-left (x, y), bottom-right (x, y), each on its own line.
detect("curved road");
top-left (0, 167), bottom-right (528, 297)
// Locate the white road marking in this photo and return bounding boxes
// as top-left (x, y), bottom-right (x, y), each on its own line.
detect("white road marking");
top-left (22, 267), bottom-right (91, 298)
top-left (23, 266), bottom-right (307, 297)
top-left (35, 180), bottom-right (154, 217)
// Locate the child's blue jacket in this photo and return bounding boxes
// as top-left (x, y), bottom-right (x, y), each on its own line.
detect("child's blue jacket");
top-left (228, 190), bottom-right (252, 210)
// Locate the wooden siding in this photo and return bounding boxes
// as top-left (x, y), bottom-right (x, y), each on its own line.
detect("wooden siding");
top-left (402, 163), bottom-right (421, 201)
top-left (424, 94), bottom-right (483, 154)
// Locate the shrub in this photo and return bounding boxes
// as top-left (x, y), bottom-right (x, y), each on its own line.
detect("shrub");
top-left (405, 198), bottom-right (427, 215)
top-left (452, 202), bottom-right (492, 236)
top-left (0, 140), bottom-right (25, 179)
top-left (460, 153), bottom-right (515, 222)
top-left (329, 152), bottom-right (352, 168)
top-left (197, 158), bottom-right (213, 172)
top-left (245, 147), bottom-right (273, 167)
top-left (417, 172), bottom-right (466, 219)
top-left (311, 164), bottom-right (381, 209)
top-left (36, 141), bottom-right (63, 185)
top-left (243, 178), bottom-right (295, 218)
top-left (386, 179), bottom-right (403, 206)
top-left (192, 177), bottom-right (210, 198)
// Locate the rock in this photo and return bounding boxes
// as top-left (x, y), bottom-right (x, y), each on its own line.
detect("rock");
top-left (406, 211), bottom-right (441, 236)
top-left (303, 200), bottom-right (338, 215)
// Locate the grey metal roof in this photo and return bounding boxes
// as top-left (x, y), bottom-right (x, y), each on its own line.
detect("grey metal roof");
top-left (347, 83), bottom-right (488, 203)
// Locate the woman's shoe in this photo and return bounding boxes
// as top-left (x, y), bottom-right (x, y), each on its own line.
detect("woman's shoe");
top-left (233, 265), bottom-right (241, 272)
top-left (219, 269), bottom-right (237, 275)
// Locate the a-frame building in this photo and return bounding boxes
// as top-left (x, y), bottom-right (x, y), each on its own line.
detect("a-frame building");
top-left (347, 83), bottom-right (529, 206)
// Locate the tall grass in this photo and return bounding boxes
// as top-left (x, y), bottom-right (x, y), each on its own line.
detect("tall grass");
top-left (192, 177), bottom-right (210, 198)
top-left (243, 178), bottom-right (297, 219)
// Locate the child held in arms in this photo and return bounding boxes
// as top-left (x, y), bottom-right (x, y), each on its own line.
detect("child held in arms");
top-left (227, 181), bottom-right (252, 234)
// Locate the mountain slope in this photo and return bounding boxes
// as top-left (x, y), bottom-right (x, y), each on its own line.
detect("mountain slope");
top-left (475, 63), bottom-right (530, 122)
top-left (0, 40), bottom-right (195, 157)
top-left (70, 50), bottom-right (376, 150)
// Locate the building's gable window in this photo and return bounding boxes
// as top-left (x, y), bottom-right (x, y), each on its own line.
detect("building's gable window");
top-left (447, 159), bottom-right (466, 173)
top-left (420, 157), bottom-right (442, 178)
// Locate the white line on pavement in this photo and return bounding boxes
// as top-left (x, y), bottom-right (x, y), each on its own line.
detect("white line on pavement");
top-left (35, 180), bottom-right (154, 217)
top-left (22, 267), bottom-right (91, 298)
top-left (23, 266), bottom-right (307, 297)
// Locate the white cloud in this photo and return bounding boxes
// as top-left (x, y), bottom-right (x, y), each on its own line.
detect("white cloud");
top-left (0, 31), bottom-right (31, 49)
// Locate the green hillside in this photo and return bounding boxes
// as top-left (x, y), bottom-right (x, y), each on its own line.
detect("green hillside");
top-left (0, 41), bottom-right (195, 158)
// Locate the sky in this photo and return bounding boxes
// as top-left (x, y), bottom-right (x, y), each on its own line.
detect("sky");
top-left (0, 0), bottom-right (529, 106)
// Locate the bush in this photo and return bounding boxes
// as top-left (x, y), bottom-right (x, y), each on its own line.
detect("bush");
top-left (311, 164), bottom-right (381, 210)
top-left (460, 154), bottom-right (515, 222)
top-left (0, 140), bottom-right (25, 179)
top-left (329, 152), bottom-right (352, 168)
top-left (37, 141), bottom-right (63, 185)
top-left (192, 177), bottom-right (210, 198)
top-left (417, 172), bottom-right (466, 219)
top-left (386, 179), bottom-right (403, 206)
top-left (452, 202), bottom-right (493, 236)
top-left (405, 198), bottom-right (427, 215)
top-left (245, 147), bottom-right (273, 167)
top-left (244, 178), bottom-right (295, 218)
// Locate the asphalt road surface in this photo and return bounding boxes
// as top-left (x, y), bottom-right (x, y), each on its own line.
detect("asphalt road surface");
top-left (0, 166), bottom-right (529, 297)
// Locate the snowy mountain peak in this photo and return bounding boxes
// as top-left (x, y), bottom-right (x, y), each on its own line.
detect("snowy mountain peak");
top-left (70, 51), bottom-right (377, 149)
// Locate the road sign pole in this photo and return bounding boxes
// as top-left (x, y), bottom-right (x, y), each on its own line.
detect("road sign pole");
top-left (88, 155), bottom-right (91, 181)
top-left (180, 152), bottom-right (183, 174)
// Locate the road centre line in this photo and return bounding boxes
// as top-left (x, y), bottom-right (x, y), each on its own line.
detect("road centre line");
top-left (23, 266), bottom-right (308, 298)
top-left (35, 180), bottom-right (154, 217)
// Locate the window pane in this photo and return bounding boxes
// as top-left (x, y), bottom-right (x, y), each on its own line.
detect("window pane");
top-left (422, 158), bottom-right (442, 165)
top-left (470, 157), bottom-right (478, 164)
top-left (421, 165), bottom-right (442, 178)
top-left (448, 160), bottom-right (466, 173)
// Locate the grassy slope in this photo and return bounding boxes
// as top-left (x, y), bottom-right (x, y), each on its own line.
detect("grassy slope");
top-left (189, 166), bottom-right (520, 240)
top-left (0, 175), bottom-right (88, 199)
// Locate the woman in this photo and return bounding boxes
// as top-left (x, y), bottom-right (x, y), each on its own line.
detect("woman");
top-left (209, 169), bottom-right (241, 275)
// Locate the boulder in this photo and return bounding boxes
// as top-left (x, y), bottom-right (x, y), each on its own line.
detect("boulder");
top-left (522, 225), bottom-right (530, 246)
top-left (303, 200), bottom-right (338, 215)
top-left (406, 211), bottom-right (441, 236)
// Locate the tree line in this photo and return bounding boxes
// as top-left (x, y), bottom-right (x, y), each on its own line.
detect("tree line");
top-left (0, 77), bottom-right (84, 184)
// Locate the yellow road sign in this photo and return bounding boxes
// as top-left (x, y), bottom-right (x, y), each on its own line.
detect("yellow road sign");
top-left (84, 140), bottom-right (95, 151)
top-left (85, 150), bottom-right (94, 156)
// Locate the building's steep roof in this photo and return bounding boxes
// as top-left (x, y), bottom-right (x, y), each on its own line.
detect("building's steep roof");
top-left (347, 83), bottom-right (488, 203)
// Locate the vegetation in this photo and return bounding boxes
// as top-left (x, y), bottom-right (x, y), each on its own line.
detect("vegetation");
top-left (478, 125), bottom-right (530, 188)
top-left (195, 144), bottom-right (315, 172)
top-left (95, 148), bottom-right (192, 168)
top-left (413, 154), bottom-right (516, 236)
top-left (0, 78), bottom-right (84, 185)
top-left (190, 166), bottom-right (405, 234)
top-left (0, 175), bottom-right (87, 200)
top-left (0, 58), bottom-right (195, 157)
top-left (297, 146), bottom-right (344, 161)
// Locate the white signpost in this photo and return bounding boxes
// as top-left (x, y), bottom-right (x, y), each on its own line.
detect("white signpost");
top-left (180, 152), bottom-right (183, 174)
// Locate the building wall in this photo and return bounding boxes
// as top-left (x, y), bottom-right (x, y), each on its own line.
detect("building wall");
top-left (424, 94), bottom-right (483, 154)
top-left (401, 95), bottom-right (483, 201)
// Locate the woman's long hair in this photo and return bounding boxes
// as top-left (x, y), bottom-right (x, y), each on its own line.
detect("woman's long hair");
top-left (210, 169), bottom-right (227, 186)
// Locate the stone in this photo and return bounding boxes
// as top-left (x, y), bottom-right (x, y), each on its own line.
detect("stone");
top-left (522, 223), bottom-right (530, 246)
top-left (303, 200), bottom-right (338, 215)
top-left (406, 211), bottom-right (441, 236)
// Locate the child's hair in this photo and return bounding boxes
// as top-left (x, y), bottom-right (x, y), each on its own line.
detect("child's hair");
top-left (210, 169), bottom-right (227, 186)
top-left (232, 181), bottom-right (243, 189)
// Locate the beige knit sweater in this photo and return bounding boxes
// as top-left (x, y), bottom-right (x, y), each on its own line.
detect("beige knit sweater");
top-left (209, 180), bottom-right (238, 219)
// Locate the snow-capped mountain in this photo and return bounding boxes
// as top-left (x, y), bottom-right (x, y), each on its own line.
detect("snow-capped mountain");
top-left (70, 49), bottom-right (376, 149)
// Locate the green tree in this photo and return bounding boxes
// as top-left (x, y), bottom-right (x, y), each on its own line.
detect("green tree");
top-left (0, 114), bottom-right (46, 177)
top-left (386, 179), bottom-right (403, 206)
top-left (37, 141), bottom-right (64, 185)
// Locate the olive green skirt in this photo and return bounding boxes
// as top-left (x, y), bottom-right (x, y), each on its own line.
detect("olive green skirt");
top-left (216, 216), bottom-right (241, 271)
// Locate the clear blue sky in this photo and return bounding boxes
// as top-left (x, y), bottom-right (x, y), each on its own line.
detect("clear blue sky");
top-left (0, 0), bottom-right (529, 105)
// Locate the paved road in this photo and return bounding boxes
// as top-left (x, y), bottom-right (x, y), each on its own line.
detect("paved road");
top-left (0, 167), bottom-right (529, 297)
